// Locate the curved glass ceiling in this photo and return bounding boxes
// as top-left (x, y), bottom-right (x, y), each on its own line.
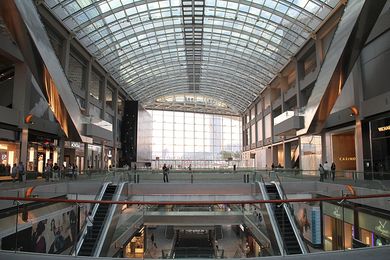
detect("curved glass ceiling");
top-left (43, 0), bottom-right (340, 114)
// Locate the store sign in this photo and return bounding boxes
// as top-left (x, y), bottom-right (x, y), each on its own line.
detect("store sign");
top-left (338, 157), bottom-right (356, 161)
top-left (371, 117), bottom-right (390, 139)
top-left (378, 125), bottom-right (390, 132)
top-left (359, 212), bottom-right (390, 239)
top-left (375, 221), bottom-right (390, 238)
top-left (333, 206), bottom-right (342, 219)
top-left (0, 144), bottom-right (8, 150)
top-left (70, 142), bottom-right (80, 148)
top-left (323, 202), bottom-right (354, 223)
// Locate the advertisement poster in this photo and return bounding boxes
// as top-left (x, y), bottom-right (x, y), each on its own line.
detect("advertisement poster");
top-left (1, 206), bottom-right (80, 254)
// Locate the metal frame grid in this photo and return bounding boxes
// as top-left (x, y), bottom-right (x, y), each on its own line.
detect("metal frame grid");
top-left (43, 0), bottom-right (339, 114)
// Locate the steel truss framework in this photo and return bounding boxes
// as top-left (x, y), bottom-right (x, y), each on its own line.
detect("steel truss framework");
top-left (43, 0), bottom-right (339, 114)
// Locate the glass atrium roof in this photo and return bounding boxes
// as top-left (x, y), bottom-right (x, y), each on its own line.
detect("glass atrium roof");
top-left (43, 0), bottom-right (340, 114)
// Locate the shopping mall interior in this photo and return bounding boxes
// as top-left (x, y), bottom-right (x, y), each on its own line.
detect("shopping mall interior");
top-left (0, 0), bottom-right (390, 259)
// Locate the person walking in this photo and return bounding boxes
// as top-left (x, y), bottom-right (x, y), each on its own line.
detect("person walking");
top-left (53, 163), bottom-right (59, 181)
top-left (44, 163), bottom-right (51, 182)
top-left (18, 162), bottom-right (25, 183)
top-left (319, 164), bottom-right (325, 182)
top-left (11, 163), bottom-right (17, 183)
top-left (162, 163), bottom-right (169, 183)
top-left (331, 162), bottom-right (336, 181)
top-left (72, 163), bottom-right (77, 180)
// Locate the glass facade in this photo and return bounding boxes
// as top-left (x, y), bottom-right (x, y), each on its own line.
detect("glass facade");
top-left (89, 70), bottom-right (102, 101)
top-left (148, 110), bottom-right (241, 161)
top-left (68, 53), bottom-right (86, 90)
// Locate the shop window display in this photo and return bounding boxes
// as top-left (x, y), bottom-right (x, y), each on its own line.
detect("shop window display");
top-left (0, 141), bottom-right (20, 175)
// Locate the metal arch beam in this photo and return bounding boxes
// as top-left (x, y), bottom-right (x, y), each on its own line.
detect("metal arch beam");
top-left (87, 18), bottom-right (300, 56)
top-left (65, 0), bottom-right (315, 38)
top-left (140, 90), bottom-right (247, 113)
top-left (137, 88), bottom-right (248, 113)
top-left (133, 80), bottom-right (254, 107)
top-left (129, 73), bottom-right (261, 100)
top-left (111, 49), bottom-right (276, 85)
top-left (120, 62), bottom-right (266, 90)
top-left (143, 92), bottom-right (240, 112)
top-left (143, 103), bottom-right (240, 116)
top-left (111, 50), bottom-right (278, 84)
top-left (132, 80), bottom-right (255, 110)
top-left (131, 77), bottom-right (257, 103)
top-left (100, 36), bottom-right (285, 73)
top-left (90, 23), bottom-right (297, 62)
top-left (102, 36), bottom-right (286, 74)
top-left (124, 61), bottom-right (266, 86)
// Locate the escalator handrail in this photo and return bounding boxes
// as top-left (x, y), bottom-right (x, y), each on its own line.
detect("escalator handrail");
top-left (272, 181), bottom-right (308, 254)
top-left (242, 212), bottom-right (272, 253)
top-left (93, 182), bottom-right (126, 257)
top-left (257, 179), bottom-right (286, 256)
top-left (74, 182), bottom-right (111, 256)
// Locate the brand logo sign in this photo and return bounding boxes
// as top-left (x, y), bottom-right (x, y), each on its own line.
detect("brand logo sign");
top-left (338, 157), bottom-right (356, 161)
top-left (333, 206), bottom-right (342, 219)
top-left (70, 142), bottom-right (80, 148)
top-left (378, 125), bottom-right (390, 132)
top-left (375, 220), bottom-right (390, 237)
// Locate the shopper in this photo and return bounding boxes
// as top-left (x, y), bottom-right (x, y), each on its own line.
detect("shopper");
top-left (331, 162), bottom-right (336, 181)
top-left (162, 163), bottom-right (169, 183)
top-left (53, 163), bottom-right (59, 181)
top-left (18, 162), bottom-right (25, 183)
top-left (44, 163), bottom-right (51, 182)
top-left (86, 211), bottom-right (94, 239)
top-left (323, 161), bottom-right (330, 179)
top-left (319, 164), bottom-right (325, 182)
top-left (11, 163), bottom-right (17, 183)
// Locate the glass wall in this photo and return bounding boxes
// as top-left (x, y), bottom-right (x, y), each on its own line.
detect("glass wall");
top-left (68, 53), bottom-right (86, 90)
top-left (148, 110), bottom-right (241, 163)
top-left (89, 70), bottom-right (102, 102)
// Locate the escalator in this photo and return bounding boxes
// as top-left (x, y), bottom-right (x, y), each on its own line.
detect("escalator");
top-left (78, 184), bottom-right (117, 256)
top-left (265, 184), bottom-right (301, 255)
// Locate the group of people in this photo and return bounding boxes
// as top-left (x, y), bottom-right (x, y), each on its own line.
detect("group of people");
top-left (11, 162), bottom-right (25, 183)
top-left (44, 162), bottom-right (78, 182)
top-left (318, 161), bottom-right (336, 182)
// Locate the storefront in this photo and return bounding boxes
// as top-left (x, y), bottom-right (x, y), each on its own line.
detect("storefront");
top-left (369, 116), bottom-right (390, 178)
top-left (322, 202), bottom-right (354, 251)
top-left (329, 129), bottom-right (356, 171)
top-left (0, 140), bottom-right (20, 175)
top-left (64, 141), bottom-right (84, 172)
top-left (27, 133), bottom-right (59, 173)
top-left (358, 212), bottom-right (390, 247)
top-left (87, 144), bottom-right (102, 169)
top-left (104, 147), bottom-right (113, 169)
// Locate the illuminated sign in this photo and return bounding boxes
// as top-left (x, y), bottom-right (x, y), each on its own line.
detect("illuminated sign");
top-left (338, 157), bottom-right (356, 161)
top-left (0, 144), bottom-right (8, 150)
top-left (378, 125), bottom-right (390, 132)
top-left (70, 142), bottom-right (80, 148)
top-left (375, 221), bottom-right (390, 238)
top-left (333, 206), bottom-right (342, 219)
